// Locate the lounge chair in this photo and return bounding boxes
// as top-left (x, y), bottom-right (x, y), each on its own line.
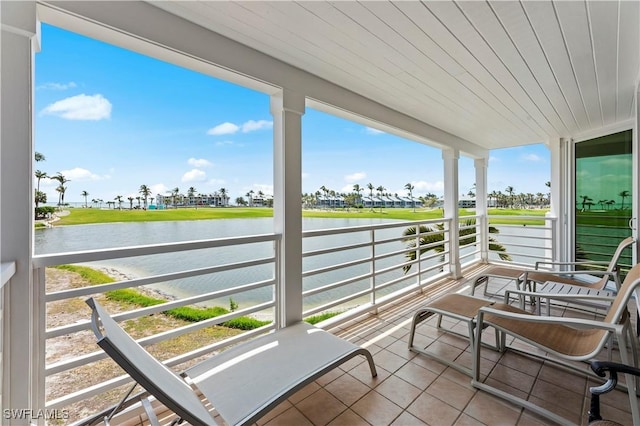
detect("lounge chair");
top-left (407, 293), bottom-right (501, 376)
top-left (525, 236), bottom-right (634, 292)
top-left (472, 262), bottom-right (640, 425)
top-left (85, 298), bottom-right (377, 426)
top-left (475, 237), bottom-right (634, 314)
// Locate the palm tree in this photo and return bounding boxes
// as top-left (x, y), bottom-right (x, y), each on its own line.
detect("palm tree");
top-left (114, 195), bottom-right (123, 210)
top-left (35, 170), bottom-right (47, 193)
top-left (246, 190), bottom-right (254, 207)
top-left (81, 190), bottom-right (89, 208)
top-left (55, 185), bottom-right (67, 206)
top-left (404, 183), bottom-right (415, 212)
top-left (139, 184), bottom-right (151, 210)
top-left (128, 196), bottom-right (134, 210)
top-left (35, 151), bottom-right (46, 162)
top-left (505, 186), bottom-right (515, 208)
top-left (352, 184), bottom-right (363, 208)
top-left (366, 183), bottom-right (374, 211)
top-left (619, 190), bottom-right (630, 210)
top-left (34, 170), bottom-right (48, 208)
top-left (579, 195), bottom-right (593, 211)
top-left (402, 219), bottom-right (511, 273)
top-left (172, 187), bottom-right (180, 208)
top-left (319, 185), bottom-right (329, 208)
top-left (51, 172), bottom-right (70, 206)
top-left (376, 185), bottom-right (385, 212)
top-left (187, 186), bottom-right (196, 208)
top-left (219, 188), bottom-right (227, 207)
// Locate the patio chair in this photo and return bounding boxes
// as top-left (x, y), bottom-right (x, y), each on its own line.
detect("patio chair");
top-left (524, 236), bottom-right (634, 292)
top-left (477, 237), bottom-right (634, 316)
top-left (471, 262), bottom-right (640, 425)
top-left (85, 298), bottom-right (377, 426)
top-left (588, 360), bottom-right (640, 425)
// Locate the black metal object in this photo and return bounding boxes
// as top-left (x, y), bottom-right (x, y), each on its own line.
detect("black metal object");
top-left (588, 360), bottom-right (640, 423)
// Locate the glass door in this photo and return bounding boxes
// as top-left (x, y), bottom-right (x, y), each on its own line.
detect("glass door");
top-left (574, 130), bottom-right (633, 274)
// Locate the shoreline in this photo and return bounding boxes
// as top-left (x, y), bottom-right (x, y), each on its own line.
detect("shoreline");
top-left (92, 265), bottom-right (278, 321)
top-left (91, 265), bottom-right (351, 322)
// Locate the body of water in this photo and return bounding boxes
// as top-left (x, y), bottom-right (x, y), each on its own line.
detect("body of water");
top-left (36, 218), bottom-right (586, 311)
top-left (35, 218), bottom-right (409, 310)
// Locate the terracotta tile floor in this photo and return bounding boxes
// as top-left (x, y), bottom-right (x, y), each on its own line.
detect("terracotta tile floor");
top-left (117, 267), bottom-right (639, 426)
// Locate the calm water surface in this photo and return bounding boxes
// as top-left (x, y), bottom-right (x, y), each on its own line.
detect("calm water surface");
top-left (34, 218), bottom-right (405, 308)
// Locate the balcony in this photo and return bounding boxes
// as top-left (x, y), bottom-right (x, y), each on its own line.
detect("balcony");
top-left (23, 215), bottom-right (637, 425)
top-left (3, 1), bottom-right (640, 424)
top-left (55, 266), bottom-right (637, 425)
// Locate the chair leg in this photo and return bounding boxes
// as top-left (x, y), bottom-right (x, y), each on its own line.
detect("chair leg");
top-left (626, 325), bottom-right (640, 396)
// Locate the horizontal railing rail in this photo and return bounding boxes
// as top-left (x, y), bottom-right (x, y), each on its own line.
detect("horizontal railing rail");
top-left (486, 215), bottom-right (557, 267)
top-left (35, 233), bottom-right (281, 412)
top-left (35, 214), bottom-right (556, 421)
top-left (301, 218), bottom-right (452, 319)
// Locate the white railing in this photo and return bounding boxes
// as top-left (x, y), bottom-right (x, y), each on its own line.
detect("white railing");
top-left (30, 214), bottom-right (559, 422)
top-left (31, 218), bottom-right (457, 422)
top-left (33, 234), bottom-right (280, 415)
top-left (301, 218), bottom-right (452, 319)
top-left (0, 261), bottom-right (16, 418)
top-left (486, 214), bottom-right (557, 267)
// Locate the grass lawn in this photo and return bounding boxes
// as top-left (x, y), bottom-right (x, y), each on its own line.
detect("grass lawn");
top-left (52, 206), bottom-right (551, 226)
top-left (54, 207), bottom-right (273, 225)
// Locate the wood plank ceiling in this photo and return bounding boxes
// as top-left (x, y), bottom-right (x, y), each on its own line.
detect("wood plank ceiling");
top-left (150, 1), bottom-right (639, 150)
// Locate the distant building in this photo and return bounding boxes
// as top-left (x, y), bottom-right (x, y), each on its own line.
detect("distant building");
top-left (458, 198), bottom-right (476, 208)
top-left (155, 192), bottom-right (230, 207)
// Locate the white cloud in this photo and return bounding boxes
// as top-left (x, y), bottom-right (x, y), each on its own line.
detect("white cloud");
top-left (208, 119), bottom-right (273, 136)
top-left (187, 158), bottom-right (213, 168)
top-left (215, 140), bottom-right (236, 146)
top-left (521, 153), bottom-right (543, 162)
top-left (302, 172), bottom-right (310, 180)
top-left (365, 127), bottom-right (384, 135)
top-left (41, 94), bottom-right (112, 120)
top-left (59, 167), bottom-right (109, 181)
top-left (242, 120), bottom-right (273, 133)
top-left (182, 169), bottom-right (207, 183)
top-left (412, 180), bottom-right (444, 192)
top-left (37, 81), bottom-right (77, 91)
top-left (344, 172), bottom-right (367, 183)
top-left (207, 122), bottom-right (240, 135)
top-left (489, 156), bottom-right (500, 162)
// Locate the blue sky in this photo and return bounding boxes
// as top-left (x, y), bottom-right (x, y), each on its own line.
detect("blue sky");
top-left (35, 24), bottom-right (551, 205)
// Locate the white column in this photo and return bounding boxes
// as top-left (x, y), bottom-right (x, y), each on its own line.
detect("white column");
top-left (1, 1), bottom-right (40, 423)
top-left (271, 90), bottom-right (304, 327)
top-left (547, 138), bottom-right (570, 263)
top-left (633, 86), bottom-right (640, 265)
top-left (443, 148), bottom-right (461, 278)
top-left (474, 157), bottom-right (488, 262)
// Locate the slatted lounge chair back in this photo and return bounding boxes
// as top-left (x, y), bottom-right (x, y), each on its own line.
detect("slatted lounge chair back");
top-left (87, 298), bottom-right (217, 425)
top-left (527, 236), bottom-right (635, 291)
